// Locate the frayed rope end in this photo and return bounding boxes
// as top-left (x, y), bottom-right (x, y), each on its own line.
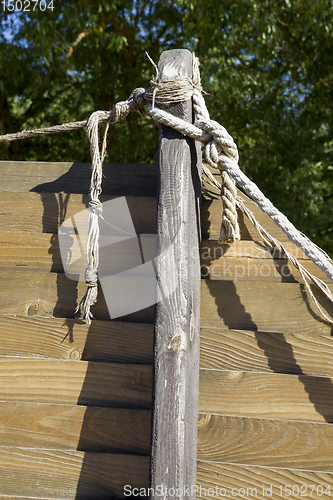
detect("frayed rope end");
top-left (75, 285), bottom-right (98, 325)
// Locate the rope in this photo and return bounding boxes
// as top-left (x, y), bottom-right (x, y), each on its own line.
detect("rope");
top-left (202, 164), bottom-right (333, 324)
top-left (1, 53), bottom-right (332, 323)
top-left (0, 79), bottom-right (197, 144)
top-left (149, 105), bottom-right (333, 284)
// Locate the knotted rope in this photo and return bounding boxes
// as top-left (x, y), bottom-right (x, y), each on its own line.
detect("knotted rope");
top-left (1, 53), bottom-right (333, 324)
top-left (149, 102), bottom-right (333, 283)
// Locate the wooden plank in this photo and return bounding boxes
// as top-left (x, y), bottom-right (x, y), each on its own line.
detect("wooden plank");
top-left (5, 317), bottom-right (333, 378)
top-left (200, 327), bottom-right (333, 377)
top-left (151, 49), bottom-right (201, 495)
top-left (196, 461), bottom-right (333, 499)
top-left (202, 239), bottom-right (309, 260)
top-left (0, 447), bottom-right (149, 498)
top-left (201, 280), bottom-right (333, 334)
top-left (0, 231), bottom-right (153, 275)
top-left (0, 315), bottom-right (153, 363)
top-left (199, 369), bottom-right (333, 422)
top-left (0, 192), bottom-right (157, 234)
top-left (0, 160), bottom-right (157, 196)
top-left (0, 358), bottom-right (152, 408)
top-left (0, 270), bottom-right (154, 322)
top-left (0, 497), bottom-right (60, 499)
top-left (0, 191), bottom-right (284, 244)
top-left (201, 256), bottom-right (331, 283)
top-left (0, 232), bottom-right (63, 272)
top-left (197, 413), bottom-right (333, 471)
top-left (0, 402), bottom-right (150, 454)
top-left (1, 233), bottom-right (317, 279)
top-left (2, 273), bottom-right (331, 330)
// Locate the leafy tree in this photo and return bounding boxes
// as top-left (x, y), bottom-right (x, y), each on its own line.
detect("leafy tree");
top-left (0, 0), bottom-right (332, 255)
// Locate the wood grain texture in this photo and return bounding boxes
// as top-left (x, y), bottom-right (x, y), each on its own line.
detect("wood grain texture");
top-left (201, 256), bottom-right (331, 283)
top-left (202, 239), bottom-right (309, 260)
top-left (200, 327), bottom-right (333, 377)
top-left (197, 413), bottom-right (333, 471)
top-left (0, 402), bottom-right (150, 454)
top-left (196, 461), bottom-right (333, 499)
top-left (6, 317), bottom-right (333, 377)
top-left (150, 49), bottom-right (201, 495)
top-left (0, 315), bottom-right (153, 363)
top-left (0, 232), bottom-right (63, 272)
top-left (0, 447), bottom-right (149, 498)
top-left (1, 232), bottom-right (318, 281)
top-left (0, 230), bottom-right (155, 275)
top-left (201, 280), bottom-right (333, 334)
top-left (199, 369), bottom-right (333, 422)
top-left (0, 358), bottom-right (152, 408)
top-left (0, 189), bottom-right (288, 246)
top-left (0, 192), bottom-right (157, 234)
top-left (0, 270), bottom-right (154, 322)
top-left (0, 160), bottom-right (157, 196)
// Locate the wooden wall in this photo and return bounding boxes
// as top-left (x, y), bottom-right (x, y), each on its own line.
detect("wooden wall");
top-left (0, 161), bottom-right (154, 499)
top-left (198, 169), bottom-right (333, 499)
top-left (1, 160), bottom-right (333, 499)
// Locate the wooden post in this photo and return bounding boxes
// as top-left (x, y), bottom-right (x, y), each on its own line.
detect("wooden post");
top-left (150, 49), bottom-right (202, 497)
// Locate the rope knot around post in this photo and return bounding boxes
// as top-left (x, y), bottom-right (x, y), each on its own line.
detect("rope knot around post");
top-left (2, 51), bottom-right (333, 323)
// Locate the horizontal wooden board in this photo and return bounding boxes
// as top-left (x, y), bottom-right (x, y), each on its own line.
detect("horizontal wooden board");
top-left (0, 230), bottom-right (156, 275)
top-left (0, 315), bottom-right (153, 364)
top-left (202, 239), bottom-right (309, 260)
top-left (0, 402), bottom-right (150, 454)
top-left (200, 327), bottom-right (333, 377)
top-left (2, 273), bottom-right (332, 330)
top-left (199, 369), bottom-right (333, 422)
top-left (0, 232), bottom-right (63, 273)
top-left (1, 233), bottom-right (314, 281)
top-left (0, 192), bottom-right (157, 234)
top-left (201, 256), bottom-right (331, 283)
top-left (0, 358), bottom-right (152, 408)
top-left (196, 461), bottom-right (333, 499)
top-left (0, 192), bottom-right (296, 246)
top-left (0, 160), bottom-right (158, 196)
top-left (1, 161), bottom-right (314, 247)
top-left (0, 497), bottom-right (58, 499)
top-left (1, 316), bottom-right (333, 378)
top-left (198, 413), bottom-right (333, 471)
top-left (201, 280), bottom-right (333, 334)
top-left (0, 447), bottom-right (149, 498)
top-left (0, 271), bottom-right (154, 322)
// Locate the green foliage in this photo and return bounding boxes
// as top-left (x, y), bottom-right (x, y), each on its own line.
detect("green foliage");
top-left (1, 0), bottom-right (332, 254)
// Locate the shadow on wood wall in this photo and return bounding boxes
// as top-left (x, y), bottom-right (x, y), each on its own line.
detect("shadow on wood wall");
top-left (203, 200), bottom-right (333, 424)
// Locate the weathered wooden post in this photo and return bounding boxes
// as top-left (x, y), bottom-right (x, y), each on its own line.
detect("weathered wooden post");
top-left (150, 49), bottom-right (202, 496)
